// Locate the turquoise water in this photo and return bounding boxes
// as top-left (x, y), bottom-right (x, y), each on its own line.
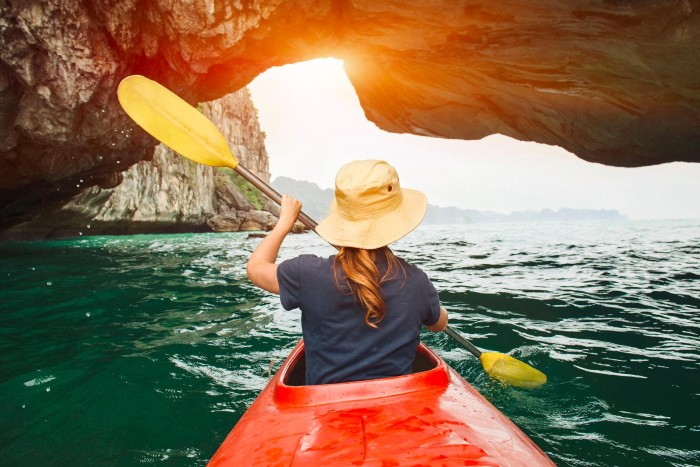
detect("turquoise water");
top-left (1, 220), bottom-right (699, 466)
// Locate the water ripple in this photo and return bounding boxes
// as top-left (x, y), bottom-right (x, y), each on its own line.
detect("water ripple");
top-left (1, 221), bottom-right (699, 466)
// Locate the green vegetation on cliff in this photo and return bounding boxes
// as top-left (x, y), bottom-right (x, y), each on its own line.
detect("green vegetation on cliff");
top-left (219, 168), bottom-right (266, 210)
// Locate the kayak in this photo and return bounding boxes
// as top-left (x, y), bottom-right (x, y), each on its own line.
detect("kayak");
top-left (209, 341), bottom-right (554, 466)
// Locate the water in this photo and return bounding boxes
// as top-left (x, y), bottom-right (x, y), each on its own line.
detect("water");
top-left (1, 220), bottom-right (699, 466)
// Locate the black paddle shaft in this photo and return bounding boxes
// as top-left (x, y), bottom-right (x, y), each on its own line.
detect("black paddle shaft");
top-left (235, 164), bottom-right (482, 358)
top-left (444, 326), bottom-right (482, 357)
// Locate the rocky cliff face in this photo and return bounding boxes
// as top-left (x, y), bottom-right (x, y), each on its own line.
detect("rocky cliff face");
top-left (205, 90), bottom-right (269, 182)
top-left (0, 88), bottom-right (274, 239)
top-left (0, 1), bottom-right (698, 229)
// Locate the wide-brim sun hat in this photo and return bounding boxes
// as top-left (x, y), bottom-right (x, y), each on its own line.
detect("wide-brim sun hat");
top-left (316, 160), bottom-right (428, 249)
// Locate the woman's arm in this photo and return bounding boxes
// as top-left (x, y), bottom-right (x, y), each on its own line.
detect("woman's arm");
top-left (425, 306), bottom-right (448, 332)
top-left (246, 195), bottom-right (302, 294)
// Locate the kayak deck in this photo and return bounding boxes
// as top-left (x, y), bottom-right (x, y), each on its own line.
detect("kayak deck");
top-left (209, 341), bottom-right (554, 466)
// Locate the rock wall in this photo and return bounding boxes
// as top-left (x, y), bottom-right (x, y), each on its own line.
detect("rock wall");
top-left (205, 89), bottom-right (270, 182)
top-left (1, 1), bottom-right (699, 229)
top-left (0, 88), bottom-right (275, 239)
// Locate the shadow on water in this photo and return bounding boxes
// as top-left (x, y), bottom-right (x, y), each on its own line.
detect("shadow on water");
top-left (1, 221), bottom-right (699, 466)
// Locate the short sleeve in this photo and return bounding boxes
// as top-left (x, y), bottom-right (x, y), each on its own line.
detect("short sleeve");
top-left (422, 274), bottom-right (442, 326)
top-left (277, 257), bottom-right (302, 310)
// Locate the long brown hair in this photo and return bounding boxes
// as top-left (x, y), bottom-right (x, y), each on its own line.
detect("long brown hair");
top-left (333, 247), bottom-right (405, 328)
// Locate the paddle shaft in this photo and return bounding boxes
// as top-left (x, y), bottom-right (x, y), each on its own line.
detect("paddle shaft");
top-left (235, 165), bottom-right (318, 231)
top-left (235, 165), bottom-right (480, 356)
top-left (443, 325), bottom-right (482, 357)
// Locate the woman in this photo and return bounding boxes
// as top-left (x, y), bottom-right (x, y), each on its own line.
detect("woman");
top-left (247, 160), bottom-right (448, 385)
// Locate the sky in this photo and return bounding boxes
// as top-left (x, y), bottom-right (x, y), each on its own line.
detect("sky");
top-left (248, 58), bottom-right (700, 220)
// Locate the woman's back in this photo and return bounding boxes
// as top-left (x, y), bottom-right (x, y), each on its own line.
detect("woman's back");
top-left (246, 160), bottom-right (448, 386)
top-left (277, 253), bottom-right (441, 385)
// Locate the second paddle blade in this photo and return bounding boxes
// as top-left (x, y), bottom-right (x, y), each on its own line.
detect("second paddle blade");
top-left (117, 75), bottom-right (238, 169)
top-left (480, 352), bottom-right (547, 388)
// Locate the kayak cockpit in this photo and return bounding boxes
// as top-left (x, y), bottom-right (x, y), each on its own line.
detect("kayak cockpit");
top-left (210, 340), bottom-right (556, 466)
top-left (273, 341), bottom-right (450, 407)
top-left (284, 344), bottom-right (440, 387)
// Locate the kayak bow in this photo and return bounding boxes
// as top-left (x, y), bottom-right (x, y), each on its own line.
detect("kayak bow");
top-left (209, 341), bottom-right (553, 466)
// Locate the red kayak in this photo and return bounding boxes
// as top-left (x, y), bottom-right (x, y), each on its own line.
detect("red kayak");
top-left (209, 341), bottom-right (554, 466)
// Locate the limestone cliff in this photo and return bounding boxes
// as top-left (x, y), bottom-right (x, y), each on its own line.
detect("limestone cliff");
top-left (0, 1), bottom-right (698, 230)
top-left (0, 88), bottom-right (274, 239)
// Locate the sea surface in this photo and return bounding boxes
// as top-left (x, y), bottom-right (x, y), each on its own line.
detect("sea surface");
top-left (1, 220), bottom-right (699, 466)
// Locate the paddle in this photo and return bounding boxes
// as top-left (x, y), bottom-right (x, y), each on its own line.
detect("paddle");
top-left (117, 74), bottom-right (547, 389)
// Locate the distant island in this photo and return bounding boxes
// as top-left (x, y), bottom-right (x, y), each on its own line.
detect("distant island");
top-left (272, 176), bottom-right (627, 224)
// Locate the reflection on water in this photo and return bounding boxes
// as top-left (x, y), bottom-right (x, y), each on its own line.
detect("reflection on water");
top-left (1, 220), bottom-right (699, 466)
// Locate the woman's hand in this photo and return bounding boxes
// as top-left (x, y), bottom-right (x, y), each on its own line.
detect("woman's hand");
top-left (274, 195), bottom-right (302, 234)
top-left (425, 307), bottom-right (448, 332)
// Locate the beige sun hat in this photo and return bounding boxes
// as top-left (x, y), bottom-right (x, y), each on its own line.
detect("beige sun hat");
top-left (316, 160), bottom-right (428, 249)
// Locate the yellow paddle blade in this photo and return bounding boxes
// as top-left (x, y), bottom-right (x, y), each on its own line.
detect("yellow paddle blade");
top-left (117, 75), bottom-right (238, 169)
top-left (479, 352), bottom-right (547, 389)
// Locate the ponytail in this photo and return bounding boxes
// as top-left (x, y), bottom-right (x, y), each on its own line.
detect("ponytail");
top-left (333, 247), bottom-right (404, 328)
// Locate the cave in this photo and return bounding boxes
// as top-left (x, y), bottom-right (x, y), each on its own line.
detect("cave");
top-left (0, 1), bottom-right (698, 230)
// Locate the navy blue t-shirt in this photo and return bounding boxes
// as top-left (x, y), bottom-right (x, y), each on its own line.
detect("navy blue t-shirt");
top-left (277, 254), bottom-right (441, 385)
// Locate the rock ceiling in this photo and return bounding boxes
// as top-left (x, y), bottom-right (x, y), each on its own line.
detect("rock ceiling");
top-left (0, 0), bottom-right (698, 226)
